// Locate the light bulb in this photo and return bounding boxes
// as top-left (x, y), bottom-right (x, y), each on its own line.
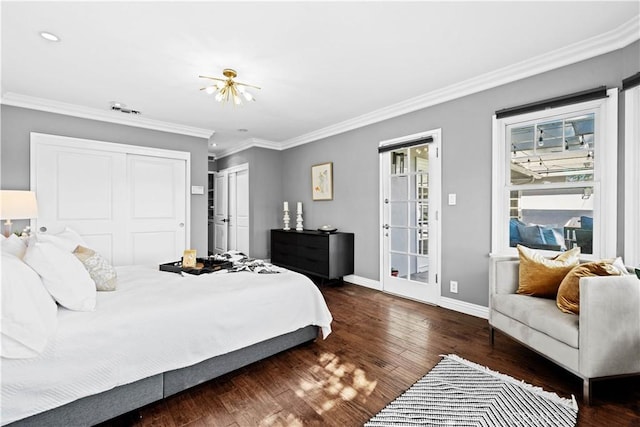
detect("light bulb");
top-left (237, 85), bottom-right (246, 93)
top-left (243, 92), bottom-right (254, 101)
top-left (205, 86), bottom-right (216, 95)
top-left (215, 92), bottom-right (223, 102)
top-left (234, 95), bottom-right (242, 105)
top-left (216, 81), bottom-right (226, 89)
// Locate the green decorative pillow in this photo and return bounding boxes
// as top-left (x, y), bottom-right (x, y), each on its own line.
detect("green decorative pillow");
top-left (517, 245), bottom-right (580, 298)
top-left (73, 246), bottom-right (117, 291)
top-left (556, 261), bottom-right (622, 314)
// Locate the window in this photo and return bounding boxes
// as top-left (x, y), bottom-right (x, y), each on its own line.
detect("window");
top-left (491, 89), bottom-right (618, 258)
top-left (625, 84), bottom-right (640, 266)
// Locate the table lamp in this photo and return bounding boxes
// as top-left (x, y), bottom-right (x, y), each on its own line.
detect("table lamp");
top-left (0, 191), bottom-right (39, 237)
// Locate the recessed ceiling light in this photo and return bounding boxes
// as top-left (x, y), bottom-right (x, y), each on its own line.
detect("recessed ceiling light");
top-left (39, 31), bottom-right (61, 42)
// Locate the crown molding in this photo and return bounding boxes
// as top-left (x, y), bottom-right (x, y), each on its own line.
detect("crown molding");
top-left (1, 92), bottom-right (214, 139)
top-left (215, 137), bottom-right (281, 159)
top-left (281, 15), bottom-right (640, 149)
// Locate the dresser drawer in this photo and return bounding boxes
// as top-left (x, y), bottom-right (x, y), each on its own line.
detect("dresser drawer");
top-left (270, 229), bottom-right (354, 280)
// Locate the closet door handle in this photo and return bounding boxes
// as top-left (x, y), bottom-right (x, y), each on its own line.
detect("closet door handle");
top-left (39, 226), bottom-right (47, 232)
top-left (178, 223), bottom-right (185, 228)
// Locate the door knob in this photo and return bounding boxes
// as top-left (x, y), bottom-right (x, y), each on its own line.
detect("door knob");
top-left (383, 224), bottom-right (390, 230)
top-left (179, 223), bottom-right (185, 228)
top-left (39, 226), bottom-right (47, 232)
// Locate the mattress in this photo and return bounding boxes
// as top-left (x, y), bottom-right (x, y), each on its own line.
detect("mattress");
top-left (1, 265), bottom-right (333, 425)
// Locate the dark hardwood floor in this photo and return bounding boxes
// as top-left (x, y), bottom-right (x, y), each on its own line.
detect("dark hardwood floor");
top-left (105, 282), bottom-right (640, 427)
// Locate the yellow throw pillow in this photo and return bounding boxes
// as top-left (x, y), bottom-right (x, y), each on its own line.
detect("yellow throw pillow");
top-left (556, 261), bottom-right (622, 314)
top-left (517, 245), bottom-right (580, 298)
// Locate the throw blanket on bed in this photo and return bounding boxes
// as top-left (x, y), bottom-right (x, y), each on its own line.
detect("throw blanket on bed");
top-left (1, 265), bottom-right (332, 425)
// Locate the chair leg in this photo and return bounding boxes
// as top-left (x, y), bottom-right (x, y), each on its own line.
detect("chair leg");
top-left (583, 378), bottom-right (592, 405)
top-left (489, 326), bottom-right (495, 346)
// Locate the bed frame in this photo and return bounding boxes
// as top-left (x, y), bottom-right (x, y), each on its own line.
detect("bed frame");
top-left (7, 325), bottom-right (318, 427)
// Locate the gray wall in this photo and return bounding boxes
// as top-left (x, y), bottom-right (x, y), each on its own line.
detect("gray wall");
top-left (216, 147), bottom-right (283, 259)
top-left (222, 40), bottom-right (638, 308)
top-left (0, 105), bottom-right (209, 255)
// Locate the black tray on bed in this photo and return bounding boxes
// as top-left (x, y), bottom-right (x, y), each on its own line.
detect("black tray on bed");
top-left (159, 258), bottom-right (233, 275)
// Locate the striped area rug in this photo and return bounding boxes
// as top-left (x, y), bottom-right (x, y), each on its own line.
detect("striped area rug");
top-left (365, 354), bottom-right (578, 427)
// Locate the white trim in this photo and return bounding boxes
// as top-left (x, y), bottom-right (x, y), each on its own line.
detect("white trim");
top-left (490, 90), bottom-right (618, 258)
top-left (625, 85), bottom-right (640, 266)
top-left (279, 16), bottom-right (639, 149)
top-left (2, 93), bottom-right (214, 139)
top-left (215, 138), bottom-right (281, 159)
top-left (439, 297), bottom-right (489, 320)
top-left (599, 89), bottom-right (618, 258)
top-left (346, 275), bottom-right (490, 319)
top-left (29, 132), bottom-right (191, 161)
top-left (219, 162), bottom-right (249, 175)
top-left (344, 274), bottom-right (382, 291)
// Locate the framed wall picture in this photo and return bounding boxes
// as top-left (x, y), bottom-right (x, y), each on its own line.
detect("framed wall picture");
top-left (311, 162), bottom-right (333, 201)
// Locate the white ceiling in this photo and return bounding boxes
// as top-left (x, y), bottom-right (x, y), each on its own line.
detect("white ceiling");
top-left (2, 2), bottom-right (638, 157)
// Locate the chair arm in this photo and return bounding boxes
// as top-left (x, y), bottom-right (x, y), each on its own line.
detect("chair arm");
top-left (579, 275), bottom-right (640, 378)
top-left (489, 257), bottom-right (519, 296)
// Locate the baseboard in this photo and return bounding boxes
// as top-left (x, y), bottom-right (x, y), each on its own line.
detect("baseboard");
top-left (344, 275), bottom-right (489, 319)
top-left (439, 297), bottom-right (489, 319)
top-left (343, 274), bottom-right (382, 291)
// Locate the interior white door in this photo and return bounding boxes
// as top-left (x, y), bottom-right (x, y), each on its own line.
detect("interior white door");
top-left (32, 143), bottom-right (127, 265)
top-left (232, 169), bottom-right (249, 254)
top-left (380, 131), bottom-right (441, 304)
top-left (213, 171), bottom-right (228, 253)
top-left (126, 154), bottom-right (187, 265)
top-left (213, 164), bottom-right (249, 255)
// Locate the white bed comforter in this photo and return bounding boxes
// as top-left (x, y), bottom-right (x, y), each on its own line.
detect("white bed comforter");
top-left (1, 265), bottom-right (333, 425)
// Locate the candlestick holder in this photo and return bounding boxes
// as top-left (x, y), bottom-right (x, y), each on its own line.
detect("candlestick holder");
top-left (283, 209), bottom-right (290, 230)
top-left (296, 211), bottom-right (303, 231)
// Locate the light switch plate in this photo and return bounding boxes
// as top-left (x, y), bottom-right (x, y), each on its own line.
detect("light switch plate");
top-left (191, 185), bottom-right (204, 195)
top-left (448, 193), bottom-right (457, 205)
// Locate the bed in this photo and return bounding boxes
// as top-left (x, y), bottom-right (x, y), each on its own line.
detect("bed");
top-left (1, 258), bottom-right (333, 426)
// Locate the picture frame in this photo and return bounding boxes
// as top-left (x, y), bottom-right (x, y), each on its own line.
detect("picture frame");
top-left (311, 162), bottom-right (333, 201)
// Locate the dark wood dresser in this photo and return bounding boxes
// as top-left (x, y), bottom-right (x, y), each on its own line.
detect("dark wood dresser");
top-left (270, 229), bottom-right (354, 280)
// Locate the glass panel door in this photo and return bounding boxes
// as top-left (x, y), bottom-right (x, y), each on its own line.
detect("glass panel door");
top-left (381, 138), bottom-right (440, 304)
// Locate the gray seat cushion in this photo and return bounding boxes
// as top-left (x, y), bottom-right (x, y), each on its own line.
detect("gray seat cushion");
top-left (492, 294), bottom-right (579, 348)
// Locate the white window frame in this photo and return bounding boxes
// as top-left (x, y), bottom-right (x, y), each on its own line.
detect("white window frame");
top-left (625, 85), bottom-right (640, 266)
top-left (491, 88), bottom-right (618, 258)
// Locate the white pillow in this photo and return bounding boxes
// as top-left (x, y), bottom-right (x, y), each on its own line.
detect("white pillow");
top-left (1, 234), bottom-right (27, 259)
top-left (23, 242), bottom-right (96, 311)
top-left (611, 256), bottom-right (631, 275)
top-left (36, 227), bottom-right (87, 252)
top-left (1, 253), bottom-right (58, 358)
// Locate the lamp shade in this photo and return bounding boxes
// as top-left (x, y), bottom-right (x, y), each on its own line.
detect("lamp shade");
top-left (0, 191), bottom-right (39, 220)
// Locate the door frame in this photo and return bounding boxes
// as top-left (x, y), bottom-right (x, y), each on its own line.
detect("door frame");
top-left (30, 132), bottom-right (191, 249)
top-left (378, 129), bottom-right (442, 304)
top-left (213, 163), bottom-right (249, 254)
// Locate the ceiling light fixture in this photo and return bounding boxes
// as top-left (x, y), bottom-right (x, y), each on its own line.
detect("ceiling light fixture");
top-left (199, 69), bottom-right (260, 105)
top-left (39, 31), bottom-right (60, 42)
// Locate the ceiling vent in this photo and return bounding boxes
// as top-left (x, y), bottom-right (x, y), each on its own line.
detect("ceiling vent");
top-left (109, 102), bottom-right (141, 115)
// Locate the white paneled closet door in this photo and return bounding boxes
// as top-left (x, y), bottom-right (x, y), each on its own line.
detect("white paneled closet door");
top-left (126, 155), bottom-right (187, 265)
top-left (31, 133), bottom-right (189, 266)
top-left (33, 142), bottom-right (128, 265)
